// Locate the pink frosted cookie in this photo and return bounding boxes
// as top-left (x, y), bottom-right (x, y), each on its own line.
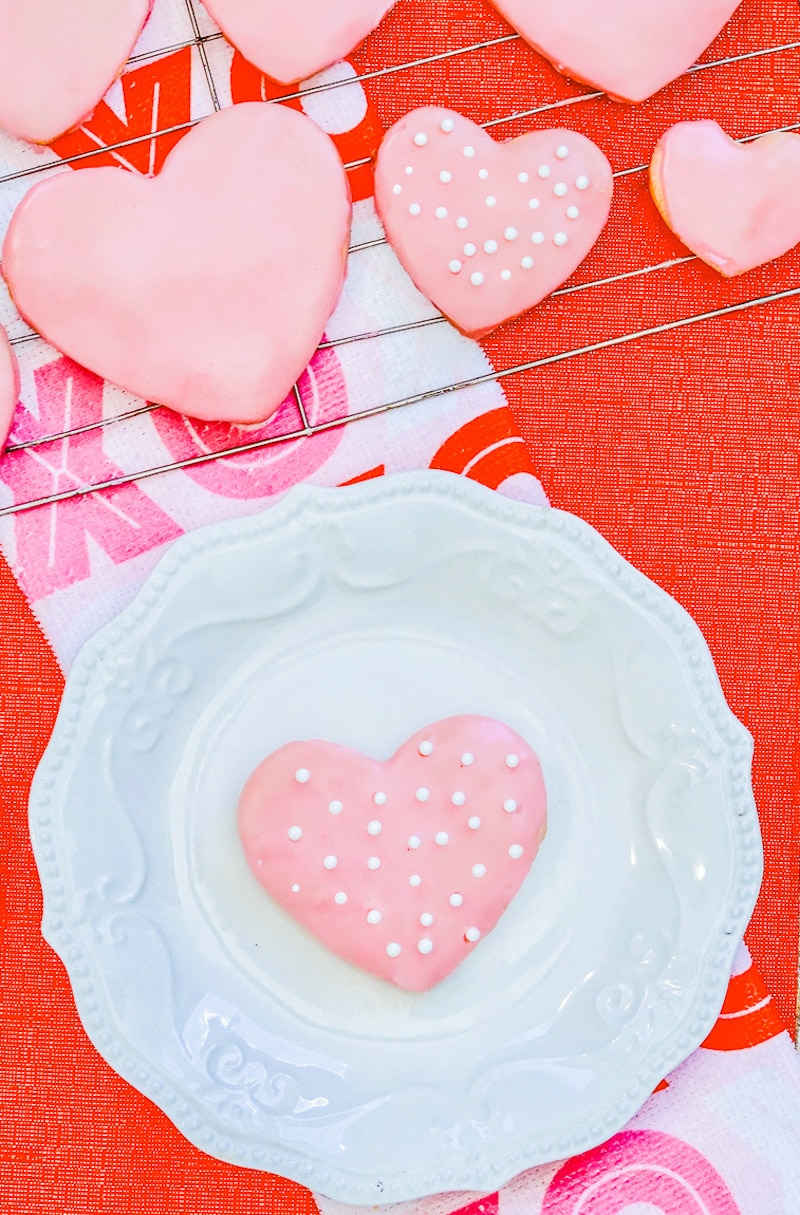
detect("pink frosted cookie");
top-left (0, 0), bottom-right (152, 145)
top-left (0, 326), bottom-right (19, 455)
top-left (374, 107), bottom-right (613, 338)
top-left (2, 102), bottom-right (351, 425)
top-left (488, 0), bottom-right (742, 104)
top-left (238, 716), bottom-right (548, 992)
top-left (650, 120), bottom-right (800, 277)
top-left (203, 0), bottom-right (394, 83)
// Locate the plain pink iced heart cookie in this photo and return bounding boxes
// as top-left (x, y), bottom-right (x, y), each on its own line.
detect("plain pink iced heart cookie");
top-left (238, 716), bottom-right (548, 992)
top-left (203, 0), bottom-right (394, 83)
top-left (0, 326), bottom-right (19, 455)
top-left (2, 103), bottom-right (351, 425)
top-left (375, 108), bottom-right (613, 338)
top-left (650, 121), bottom-right (800, 277)
top-left (0, 0), bottom-right (152, 144)
top-left (488, 0), bottom-right (742, 103)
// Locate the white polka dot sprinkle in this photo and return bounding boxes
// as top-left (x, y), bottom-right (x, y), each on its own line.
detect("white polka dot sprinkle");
top-left (418, 740), bottom-right (434, 756)
top-left (518, 171), bottom-right (529, 183)
top-left (405, 165), bottom-right (413, 174)
top-left (434, 831), bottom-right (450, 846)
top-left (449, 259), bottom-right (463, 274)
top-left (287, 825), bottom-right (303, 841)
top-left (484, 239), bottom-right (498, 254)
top-left (485, 195), bottom-right (497, 207)
top-left (504, 226), bottom-right (518, 241)
top-left (509, 844), bottom-right (524, 859)
top-left (451, 791), bottom-right (466, 806)
top-left (566, 205), bottom-right (580, 219)
top-left (538, 164), bottom-right (551, 178)
top-left (435, 206), bottom-right (448, 219)
top-left (392, 184), bottom-right (402, 195)
top-left (472, 863), bottom-right (487, 878)
top-left (418, 938), bottom-right (433, 954)
top-left (367, 820), bottom-right (383, 836)
top-left (532, 231), bottom-right (544, 244)
top-left (387, 942), bottom-right (401, 957)
top-left (553, 231), bottom-right (568, 246)
top-left (328, 800), bottom-right (343, 815)
top-left (461, 752), bottom-right (474, 766)
top-left (449, 893), bottom-right (464, 907)
top-left (556, 145), bottom-right (570, 159)
top-left (465, 926), bottom-right (481, 942)
top-left (471, 271), bottom-right (485, 286)
top-left (529, 197), bottom-right (540, 210)
top-left (367, 856), bottom-right (381, 870)
top-left (576, 175), bottom-right (590, 190)
top-left (295, 768), bottom-right (310, 783)
top-left (420, 912), bottom-right (434, 927)
top-left (291, 883), bottom-right (300, 893)
top-left (505, 753), bottom-right (520, 768)
top-left (334, 891), bottom-right (347, 904)
top-left (463, 145), bottom-right (475, 158)
top-left (464, 242), bottom-right (477, 256)
top-left (553, 182), bottom-right (568, 197)
top-left (521, 256), bottom-right (534, 269)
top-left (467, 816), bottom-right (481, 830)
top-left (409, 874), bottom-right (422, 887)
top-left (456, 216), bottom-right (469, 229)
top-left (367, 909), bottom-right (382, 924)
top-left (408, 835), bottom-right (422, 849)
top-left (501, 269), bottom-right (512, 281)
top-left (439, 170), bottom-right (452, 183)
top-left (409, 202), bottom-right (422, 216)
top-left (478, 168), bottom-right (489, 180)
top-left (373, 791), bottom-right (387, 805)
top-left (413, 132), bottom-right (428, 147)
top-left (415, 787), bottom-right (430, 802)
top-left (441, 117), bottom-right (455, 133)
top-left (323, 855), bottom-right (338, 870)
top-left (503, 798), bottom-right (518, 813)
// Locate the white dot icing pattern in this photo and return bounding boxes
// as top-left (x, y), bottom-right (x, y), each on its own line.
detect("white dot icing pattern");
top-left (295, 768), bottom-right (310, 784)
top-left (374, 109), bottom-right (614, 338)
top-left (449, 259), bottom-right (463, 274)
top-left (237, 716), bottom-right (548, 992)
top-left (373, 791), bottom-right (387, 805)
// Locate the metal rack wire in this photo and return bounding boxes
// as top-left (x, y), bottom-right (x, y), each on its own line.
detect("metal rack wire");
top-left (1, 0), bottom-right (799, 518)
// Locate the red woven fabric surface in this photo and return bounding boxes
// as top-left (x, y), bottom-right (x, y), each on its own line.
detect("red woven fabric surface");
top-left (2, 0), bottom-right (799, 1212)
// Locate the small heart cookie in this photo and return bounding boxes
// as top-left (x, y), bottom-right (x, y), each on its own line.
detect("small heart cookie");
top-left (238, 716), bottom-right (548, 992)
top-left (0, 326), bottom-right (19, 455)
top-left (2, 102), bottom-right (351, 425)
top-left (375, 108), bottom-right (613, 338)
top-left (203, 0), bottom-right (395, 83)
top-left (488, 0), bottom-right (742, 104)
top-left (650, 121), bottom-right (800, 277)
top-left (0, 0), bottom-right (152, 144)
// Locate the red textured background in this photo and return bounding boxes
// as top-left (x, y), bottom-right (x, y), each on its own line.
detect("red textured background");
top-left (2, 1), bottom-right (799, 1212)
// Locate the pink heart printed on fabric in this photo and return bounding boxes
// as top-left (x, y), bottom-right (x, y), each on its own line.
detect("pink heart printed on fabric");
top-left (0, 0), bottom-right (152, 144)
top-left (374, 108), bottom-right (613, 338)
top-left (0, 325), bottom-right (20, 455)
top-left (238, 716), bottom-right (548, 992)
top-left (2, 103), bottom-right (352, 425)
top-left (202, 0), bottom-right (395, 83)
top-left (488, 0), bottom-right (742, 103)
top-left (650, 120), bottom-right (800, 277)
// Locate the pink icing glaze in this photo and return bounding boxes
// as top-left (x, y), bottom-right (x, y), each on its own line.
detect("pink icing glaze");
top-left (238, 716), bottom-right (548, 992)
top-left (650, 120), bottom-right (800, 277)
top-left (374, 107), bottom-right (613, 338)
top-left (0, 326), bottom-right (20, 455)
top-left (488, 0), bottom-right (742, 104)
top-left (2, 102), bottom-right (352, 425)
top-left (203, 0), bottom-right (394, 83)
top-left (0, 0), bottom-right (152, 145)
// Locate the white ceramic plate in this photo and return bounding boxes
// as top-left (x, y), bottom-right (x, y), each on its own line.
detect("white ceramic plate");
top-left (29, 470), bottom-right (762, 1203)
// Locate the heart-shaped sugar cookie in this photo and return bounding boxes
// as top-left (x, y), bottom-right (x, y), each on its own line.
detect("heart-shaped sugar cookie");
top-left (238, 716), bottom-right (548, 991)
top-left (488, 0), bottom-right (742, 103)
top-left (203, 0), bottom-right (395, 83)
top-left (0, 326), bottom-right (19, 455)
top-left (650, 121), bottom-right (800, 277)
top-left (2, 102), bottom-right (351, 425)
top-left (375, 108), bottom-right (613, 338)
top-left (0, 0), bottom-right (152, 144)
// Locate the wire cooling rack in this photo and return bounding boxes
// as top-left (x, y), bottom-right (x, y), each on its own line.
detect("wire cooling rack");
top-left (1, 0), bottom-right (800, 519)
